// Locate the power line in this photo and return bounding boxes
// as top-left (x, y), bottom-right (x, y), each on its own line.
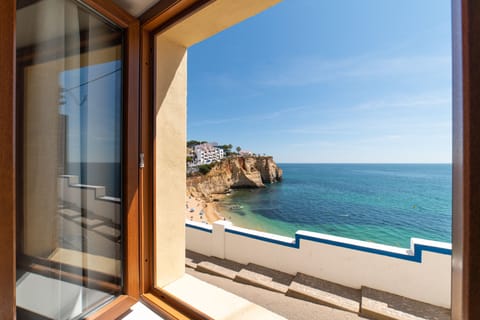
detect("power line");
top-left (61, 67), bottom-right (121, 92)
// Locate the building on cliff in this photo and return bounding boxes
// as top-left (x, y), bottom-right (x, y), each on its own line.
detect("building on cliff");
top-left (239, 150), bottom-right (253, 156)
top-left (194, 142), bottom-right (225, 165)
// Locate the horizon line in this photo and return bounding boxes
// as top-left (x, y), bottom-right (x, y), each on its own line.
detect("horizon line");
top-left (275, 162), bottom-right (452, 165)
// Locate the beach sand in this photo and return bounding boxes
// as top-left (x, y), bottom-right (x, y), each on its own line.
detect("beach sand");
top-left (185, 193), bottom-right (228, 224)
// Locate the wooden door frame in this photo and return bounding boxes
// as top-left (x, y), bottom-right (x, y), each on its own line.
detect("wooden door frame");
top-left (0, 0), bottom-right (16, 318)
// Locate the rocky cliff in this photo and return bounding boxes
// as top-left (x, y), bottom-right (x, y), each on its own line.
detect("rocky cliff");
top-left (187, 156), bottom-right (283, 201)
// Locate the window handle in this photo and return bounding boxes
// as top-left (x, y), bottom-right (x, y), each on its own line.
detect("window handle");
top-left (139, 152), bottom-right (145, 168)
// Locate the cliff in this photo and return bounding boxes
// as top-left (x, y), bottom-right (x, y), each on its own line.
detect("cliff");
top-left (187, 156), bottom-right (283, 201)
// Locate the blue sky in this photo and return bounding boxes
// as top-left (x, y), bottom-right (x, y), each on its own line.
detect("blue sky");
top-left (60, 61), bottom-right (122, 163)
top-left (187, 0), bottom-right (452, 163)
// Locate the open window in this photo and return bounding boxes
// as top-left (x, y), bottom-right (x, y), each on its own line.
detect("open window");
top-left (0, 0), bottom-right (480, 319)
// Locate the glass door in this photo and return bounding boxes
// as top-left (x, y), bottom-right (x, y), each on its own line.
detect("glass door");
top-left (16, 0), bottom-right (124, 318)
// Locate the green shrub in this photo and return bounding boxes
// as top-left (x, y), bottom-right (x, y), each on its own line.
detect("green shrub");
top-left (198, 163), bottom-right (215, 175)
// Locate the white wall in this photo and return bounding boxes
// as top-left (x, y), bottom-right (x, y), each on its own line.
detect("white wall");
top-left (186, 221), bottom-right (452, 308)
top-left (58, 175), bottom-right (120, 223)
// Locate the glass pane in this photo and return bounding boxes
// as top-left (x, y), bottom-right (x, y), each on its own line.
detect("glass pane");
top-left (16, 0), bottom-right (123, 319)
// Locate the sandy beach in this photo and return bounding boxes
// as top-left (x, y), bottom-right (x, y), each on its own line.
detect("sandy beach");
top-left (185, 193), bottom-right (227, 224)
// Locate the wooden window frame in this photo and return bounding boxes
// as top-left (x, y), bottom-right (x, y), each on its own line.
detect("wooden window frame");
top-left (3, 0), bottom-right (479, 319)
top-left (0, 0), bottom-right (213, 319)
top-left (3, 0), bottom-right (142, 319)
top-left (15, 22), bottom-right (126, 303)
top-left (451, 0), bottom-right (480, 319)
top-left (0, 0), bottom-right (16, 318)
top-left (137, 2), bottom-right (216, 319)
top-left (78, 1), bottom-right (142, 317)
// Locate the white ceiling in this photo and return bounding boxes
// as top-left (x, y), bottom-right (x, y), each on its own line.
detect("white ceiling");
top-left (111, 0), bottom-right (161, 17)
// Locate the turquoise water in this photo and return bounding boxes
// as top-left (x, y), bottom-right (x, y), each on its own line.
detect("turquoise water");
top-left (218, 164), bottom-right (452, 248)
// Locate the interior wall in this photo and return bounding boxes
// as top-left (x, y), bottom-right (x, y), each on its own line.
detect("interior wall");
top-left (154, 36), bottom-right (188, 287)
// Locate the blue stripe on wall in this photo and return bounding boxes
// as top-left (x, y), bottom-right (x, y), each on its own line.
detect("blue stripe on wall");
top-left (185, 223), bottom-right (451, 263)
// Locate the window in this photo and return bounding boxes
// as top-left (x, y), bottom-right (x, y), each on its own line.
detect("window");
top-left (0, 0), bottom-right (479, 319)
top-left (15, 1), bottom-right (124, 318)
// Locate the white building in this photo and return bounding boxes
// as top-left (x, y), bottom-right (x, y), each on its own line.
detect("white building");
top-left (194, 143), bottom-right (224, 165)
top-left (239, 150), bottom-right (253, 157)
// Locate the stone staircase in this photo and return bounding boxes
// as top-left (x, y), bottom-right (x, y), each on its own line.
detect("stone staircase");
top-left (58, 206), bottom-right (121, 243)
top-left (185, 250), bottom-right (450, 320)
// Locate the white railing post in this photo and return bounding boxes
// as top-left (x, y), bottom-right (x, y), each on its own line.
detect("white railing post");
top-left (211, 220), bottom-right (232, 259)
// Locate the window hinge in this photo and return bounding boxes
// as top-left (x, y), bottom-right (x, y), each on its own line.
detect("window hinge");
top-left (139, 152), bottom-right (145, 168)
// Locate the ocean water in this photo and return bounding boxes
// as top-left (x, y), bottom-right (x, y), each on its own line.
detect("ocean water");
top-left (217, 163), bottom-right (451, 248)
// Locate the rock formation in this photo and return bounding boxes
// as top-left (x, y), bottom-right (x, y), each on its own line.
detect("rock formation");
top-left (187, 156), bottom-right (283, 201)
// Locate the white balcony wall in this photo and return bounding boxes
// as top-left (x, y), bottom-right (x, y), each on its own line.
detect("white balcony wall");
top-left (58, 175), bottom-right (120, 223)
top-left (186, 220), bottom-right (451, 308)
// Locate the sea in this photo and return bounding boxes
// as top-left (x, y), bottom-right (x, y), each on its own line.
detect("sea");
top-left (217, 163), bottom-right (451, 248)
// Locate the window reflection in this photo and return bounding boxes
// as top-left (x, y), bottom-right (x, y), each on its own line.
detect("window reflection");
top-left (16, 0), bottom-right (124, 319)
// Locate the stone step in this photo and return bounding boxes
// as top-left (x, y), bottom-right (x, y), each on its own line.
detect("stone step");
top-left (58, 208), bottom-right (81, 218)
top-left (185, 250), bottom-right (210, 269)
top-left (72, 216), bottom-right (105, 228)
top-left (234, 263), bottom-right (294, 294)
top-left (185, 257), bottom-right (198, 269)
top-left (91, 225), bottom-right (121, 241)
top-left (183, 252), bottom-right (451, 319)
top-left (360, 287), bottom-right (450, 320)
top-left (286, 273), bottom-right (361, 314)
top-left (195, 257), bottom-right (245, 280)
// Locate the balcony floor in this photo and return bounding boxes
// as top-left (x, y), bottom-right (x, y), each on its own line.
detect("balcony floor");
top-left (186, 267), bottom-right (368, 320)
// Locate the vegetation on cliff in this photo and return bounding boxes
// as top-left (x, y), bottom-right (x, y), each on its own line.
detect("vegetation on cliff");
top-left (197, 163), bottom-right (215, 175)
